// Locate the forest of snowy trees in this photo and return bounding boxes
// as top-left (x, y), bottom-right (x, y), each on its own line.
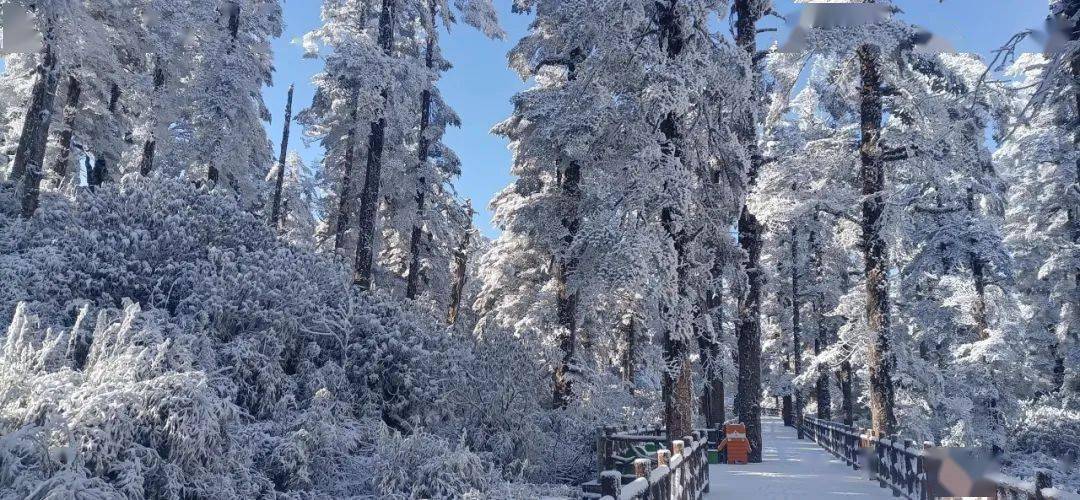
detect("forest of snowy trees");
top-left (0, 0), bottom-right (1077, 498)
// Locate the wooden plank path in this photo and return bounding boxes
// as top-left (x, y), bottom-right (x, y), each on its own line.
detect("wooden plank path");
top-left (707, 416), bottom-right (889, 499)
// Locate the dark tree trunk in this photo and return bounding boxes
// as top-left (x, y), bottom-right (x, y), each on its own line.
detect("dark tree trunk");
top-left (657, 0), bottom-right (693, 444)
top-left (552, 156), bottom-right (582, 408)
top-left (1051, 342), bottom-right (1066, 393)
top-left (139, 140), bottom-right (157, 177)
top-left (87, 84), bottom-right (121, 189)
top-left (837, 360), bottom-right (854, 426)
top-left (734, 0), bottom-right (765, 462)
top-left (552, 47), bottom-right (583, 404)
top-left (815, 336), bottom-right (831, 420)
top-left (446, 203), bottom-right (474, 325)
top-left (858, 43), bottom-right (896, 436)
top-left (108, 83), bottom-right (121, 113)
top-left (353, 0), bottom-right (396, 289)
top-left (810, 221), bottom-right (831, 419)
top-left (406, 0), bottom-right (438, 300)
top-left (699, 279), bottom-right (725, 429)
top-left (12, 37), bottom-right (60, 218)
top-left (333, 91), bottom-right (360, 253)
top-left (51, 75), bottom-right (81, 186)
top-left (782, 393), bottom-right (793, 426)
top-left (791, 225), bottom-right (804, 438)
top-left (964, 130), bottom-right (992, 340)
top-left (89, 156), bottom-right (108, 188)
top-left (270, 84), bottom-right (294, 228)
top-left (139, 60), bottom-right (166, 176)
top-left (623, 314), bottom-right (638, 393)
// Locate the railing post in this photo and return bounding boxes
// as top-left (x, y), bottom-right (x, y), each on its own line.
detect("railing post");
top-left (1034, 471), bottom-right (1051, 500)
top-left (658, 448), bottom-right (671, 468)
top-left (600, 470), bottom-right (622, 498)
top-left (876, 435), bottom-right (887, 489)
top-left (903, 439), bottom-right (914, 497)
top-left (699, 432), bottom-right (710, 494)
top-left (598, 426), bottom-right (616, 474)
top-left (634, 457), bottom-right (650, 478)
top-left (672, 439), bottom-right (685, 457)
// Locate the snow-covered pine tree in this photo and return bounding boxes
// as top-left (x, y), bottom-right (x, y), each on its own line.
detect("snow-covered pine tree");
top-left (482, 0), bottom-right (748, 443)
top-left (181, 0), bottom-right (281, 206)
top-left (753, 55), bottom-right (863, 426)
top-left (1000, 54), bottom-right (1079, 400)
top-left (272, 151), bottom-right (317, 248)
top-left (732, 0), bottom-right (769, 462)
top-left (300, 0), bottom-right (497, 307)
top-left (380, 0), bottom-right (501, 310)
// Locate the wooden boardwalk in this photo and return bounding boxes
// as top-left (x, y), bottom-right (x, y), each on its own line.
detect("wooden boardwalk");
top-left (707, 416), bottom-right (889, 499)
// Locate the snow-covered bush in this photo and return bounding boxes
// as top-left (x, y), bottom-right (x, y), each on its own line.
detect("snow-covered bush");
top-left (0, 302), bottom-right (260, 498)
top-left (0, 178), bottom-right (479, 497)
top-left (438, 334), bottom-right (657, 485)
top-left (1005, 404), bottom-right (1080, 492)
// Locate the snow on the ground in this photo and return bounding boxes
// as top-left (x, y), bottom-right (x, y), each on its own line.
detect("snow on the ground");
top-left (707, 416), bottom-right (890, 500)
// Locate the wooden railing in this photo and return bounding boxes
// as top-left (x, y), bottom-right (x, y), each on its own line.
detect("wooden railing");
top-left (800, 416), bottom-right (1080, 500)
top-left (582, 427), bottom-right (710, 500)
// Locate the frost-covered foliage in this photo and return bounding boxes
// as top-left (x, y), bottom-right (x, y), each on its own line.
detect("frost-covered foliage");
top-left (0, 178), bottom-right (565, 497)
top-left (3, 0), bottom-right (1080, 496)
top-left (479, 0), bottom-right (750, 445)
top-left (298, 0), bottom-right (499, 312)
top-left (747, 1), bottom-right (1080, 490)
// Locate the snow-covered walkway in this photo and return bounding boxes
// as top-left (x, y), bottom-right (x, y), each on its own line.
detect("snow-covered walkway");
top-left (706, 416), bottom-right (890, 499)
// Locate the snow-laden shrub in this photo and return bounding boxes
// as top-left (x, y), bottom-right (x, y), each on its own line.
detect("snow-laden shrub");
top-left (1005, 404), bottom-right (1080, 493)
top-left (0, 178), bottom-right (470, 497)
top-left (371, 431), bottom-right (501, 499)
top-left (0, 302), bottom-right (262, 499)
top-left (370, 430), bottom-right (579, 500)
top-left (439, 334), bottom-right (657, 485)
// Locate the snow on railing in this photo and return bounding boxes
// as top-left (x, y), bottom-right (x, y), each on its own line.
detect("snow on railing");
top-left (582, 428), bottom-right (710, 500)
top-left (801, 415), bottom-right (1079, 500)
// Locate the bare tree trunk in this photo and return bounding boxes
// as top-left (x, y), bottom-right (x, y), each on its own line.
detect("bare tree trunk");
top-left (12, 37), bottom-right (60, 218)
top-left (107, 83), bottom-right (121, 116)
top-left (1051, 342), bottom-right (1066, 392)
top-left (446, 203), bottom-right (474, 325)
top-left (87, 84), bottom-right (122, 190)
top-left (89, 156), bottom-right (108, 188)
top-left (810, 220), bottom-right (831, 419)
top-left (139, 60), bottom-right (166, 176)
top-left (791, 225), bottom-right (804, 438)
top-left (353, 0), bottom-right (396, 289)
top-left (699, 277), bottom-right (725, 429)
top-left (656, 0), bottom-right (693, 444)
top-left (406, 0), bottom-right (438, 300)
top-left (782, 389), bottom-right (793, 426)
top-left (837, 360), bottom-right (854, 426)
top-left (552, 155), bottom-right (582, 408)
top-left (623, 313), bottom-right (637, 393)
top-left (858, 43), bottom-right (896, 437)
top-left (734, 0), bottom-right (765, 462)
top-left (51, 75), bottom-right (81, 186)
top-left (552, 47), bottom-right (583, 404)
top-left (270, 84), bottom-right (294, 228)
top-left (333, 91), bottom-right (360, 252)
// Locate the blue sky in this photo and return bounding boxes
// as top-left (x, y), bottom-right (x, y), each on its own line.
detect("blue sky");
top-left (264, 1), bottom-right (1049, 237)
